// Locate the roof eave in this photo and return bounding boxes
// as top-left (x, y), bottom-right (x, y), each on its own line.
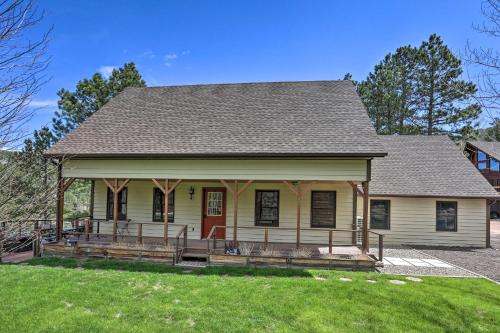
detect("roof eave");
top-left (44, 151), bottom-right (388, 159)
top-left (369, 193), bottom-right (500, 200)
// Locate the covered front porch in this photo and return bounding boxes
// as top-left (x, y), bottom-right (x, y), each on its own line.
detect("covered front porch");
top-left (45, 158), bottom-right (383, 270)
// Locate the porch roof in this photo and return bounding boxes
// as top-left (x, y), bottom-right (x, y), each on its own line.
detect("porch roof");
top-left (370, 135), bottom-right (500, 199)
top-left (45, 81), bottom-right (386, 158)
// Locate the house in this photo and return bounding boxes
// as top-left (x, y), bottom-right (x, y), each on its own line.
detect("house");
top-left (43, 81), bottom-right (498, 267)
top-left (464, 140), bottom-right (500, 218)
top-left (363, 135), bottom-right (498, 248)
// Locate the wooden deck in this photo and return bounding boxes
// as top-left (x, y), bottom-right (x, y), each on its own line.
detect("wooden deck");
top-left (43, 234), bottom-right (376, 271)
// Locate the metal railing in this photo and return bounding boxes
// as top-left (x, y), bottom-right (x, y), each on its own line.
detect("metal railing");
top-left (174, 225), bottom-right (188, 264)
top-left (205, 225), bottom-right (384, 261)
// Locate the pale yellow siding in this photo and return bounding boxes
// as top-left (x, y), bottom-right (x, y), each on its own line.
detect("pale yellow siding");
top-left (92, 180), bottom-right (355, 245)
top-left (63, 159), bottom-right (368, 181)
top-left (357, 196), bottom-right (487, 247)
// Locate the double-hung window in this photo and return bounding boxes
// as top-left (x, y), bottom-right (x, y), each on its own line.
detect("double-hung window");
top-left (255, 190), bottom-right (279, 227)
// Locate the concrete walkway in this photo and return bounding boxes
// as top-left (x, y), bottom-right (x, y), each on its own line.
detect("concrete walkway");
top-left (373, 247), bottom-right (477, 278)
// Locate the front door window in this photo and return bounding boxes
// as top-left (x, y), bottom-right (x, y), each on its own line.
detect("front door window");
top-left (207, 191), bottom-right (223, 216)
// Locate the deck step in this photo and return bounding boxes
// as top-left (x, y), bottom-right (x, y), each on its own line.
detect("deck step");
top-left (182, 252), bottom-right (208, 259)
top-left (182, 247), bottom-right (208, 254)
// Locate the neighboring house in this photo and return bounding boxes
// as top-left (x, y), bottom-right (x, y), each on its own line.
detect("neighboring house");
top-left (465, 141), bottom-right (500, 218)
top-left (44, 81), bottom-right (498, 253)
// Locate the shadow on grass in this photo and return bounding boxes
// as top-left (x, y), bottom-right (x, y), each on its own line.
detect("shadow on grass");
top-left (20, 257), bottom-right (313, 278)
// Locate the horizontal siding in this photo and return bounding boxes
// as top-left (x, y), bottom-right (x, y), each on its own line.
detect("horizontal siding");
top-left (92, 180), bottom-right (355, 246)
top-left (357, 196), bottom-right (487, 247)
top-left (63, 159), bottom-right (368, 181)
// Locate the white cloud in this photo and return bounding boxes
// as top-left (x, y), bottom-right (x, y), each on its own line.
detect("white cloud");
top-left (163, 53), bottom-right (178, 67)
top-left (98, 65), bottom-right (117, 78)
top-left (181, 50), bottom-right (191, 56)
top-left (29, 99), bottom-right (58, 108)
top-left (141, 49), bottom-right (155, 59)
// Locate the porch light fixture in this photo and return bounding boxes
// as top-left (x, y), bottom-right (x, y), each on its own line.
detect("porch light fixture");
top-left (189, 186), bottom-right (195, 200)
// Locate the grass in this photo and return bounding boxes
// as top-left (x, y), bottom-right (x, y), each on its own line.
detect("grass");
top-left (0, 258), bottom-right (498, 333)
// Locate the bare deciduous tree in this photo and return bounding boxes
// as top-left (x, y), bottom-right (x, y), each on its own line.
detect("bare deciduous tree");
top-left (0, 0), bottom-right (51, 149)
top-left (464, 0), bottom-right (500, 121)
top-left (0, 0), bottom-right (51, 260)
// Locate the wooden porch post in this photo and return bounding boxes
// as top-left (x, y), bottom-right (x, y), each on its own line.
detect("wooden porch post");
top-left (219, 180), bottom-right (253, 244)
top-left (56, 163), bottom-right (64, 241)
top-left (164, 179), bottom-right (170, 245)
top-left (233, 180), bottom-right (238, 243)
top-left (361, 181), bottom-right (369, 254)
top-left (351, 184), bottom-right (358, 245)
top-left (283, 181), bottom-right (301, 249)
top-left (152, 179), bottom-right (182, 246)
top-left (56, 161), bottom-right (76, 241)
top-left (112, 179), bottom-right (119, 242)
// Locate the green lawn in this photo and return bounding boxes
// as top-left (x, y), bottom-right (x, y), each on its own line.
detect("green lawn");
top-left (0, 258), bottom-right (499, 333)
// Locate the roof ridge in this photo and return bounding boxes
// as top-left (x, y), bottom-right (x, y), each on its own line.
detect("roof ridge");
top-left (140, 80), bottom-right (352, 90)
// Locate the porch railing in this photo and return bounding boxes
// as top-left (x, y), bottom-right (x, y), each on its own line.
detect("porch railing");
top-left (175, 225), bottom-right (188, 263)
top-left (206, 225), bottom-right (384, 261)
top-left (0, 219), bottom-right (57, 259)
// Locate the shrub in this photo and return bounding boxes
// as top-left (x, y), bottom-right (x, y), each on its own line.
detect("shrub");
top-left (238, 242), bottom-right (254, 256)
top-left (290, 247), bottom-right (314, 258)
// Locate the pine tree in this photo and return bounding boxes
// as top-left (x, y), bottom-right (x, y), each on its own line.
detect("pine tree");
top-left (414, 34), bottom-right (480, 138)
top-left (357, 46), bottom-right (418, 134)
top-left (51, 62), bottom-right (146, 141)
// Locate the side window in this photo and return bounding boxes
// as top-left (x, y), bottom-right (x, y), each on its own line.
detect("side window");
top-left (370, 200), bottom-right (390, 230)
top-left (436, 201), bottom-right (457, 232)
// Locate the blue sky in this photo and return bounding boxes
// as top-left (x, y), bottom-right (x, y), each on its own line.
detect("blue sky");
top-left (25, 0), bottom-right (496, 141)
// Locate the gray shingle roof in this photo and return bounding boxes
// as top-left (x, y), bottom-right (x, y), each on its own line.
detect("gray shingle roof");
top-left (466, 140), bottom-right (500, 161)
top-left (45, 81), bottom-right (386, 157)
top-left (371, 135), bottom-right (500, 198)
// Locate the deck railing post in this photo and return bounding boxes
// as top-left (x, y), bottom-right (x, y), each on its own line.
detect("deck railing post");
top-left (137, 223), bottom-right (143, 245)
top-left (183, 226), bottom-right (187, 248)
top-left (84, 219), bottom-right (90, 241)
top-left (213, 228), bottom-right (217, 250)
top-left (329, 230), bottom-right (333, 254)
top-left (264, 228), bottom-right (269, 250)
top-left (378, 234), bottom-right (383, 261)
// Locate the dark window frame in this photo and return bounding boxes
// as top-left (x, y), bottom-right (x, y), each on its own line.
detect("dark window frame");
top-left (310, 191), bottom-right (337, 228)
top-left (106, 187), bottom-right (128, 220)
top-left (152, 188), bottom-right (175, 223)
top-left (370, 199), bottom-right (390, 230)
top-left (436, 201), bottom-right (458, 232)
top-left (254, 190), bottom-right (280, 227)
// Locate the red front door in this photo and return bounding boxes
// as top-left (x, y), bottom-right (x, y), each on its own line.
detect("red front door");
top-left (202, 188), bottom-right (226, 239)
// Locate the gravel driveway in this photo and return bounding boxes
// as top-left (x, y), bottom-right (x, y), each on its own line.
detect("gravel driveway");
top-left (414, 220), bottom-right (500, 282)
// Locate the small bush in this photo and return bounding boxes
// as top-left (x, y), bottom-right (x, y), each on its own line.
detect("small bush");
top-left (239, 242), bottom-right (254, 256)
top-left (259, 246), bottom-right (282, 257)
top-left (290, 247), bottom-right (314, 258)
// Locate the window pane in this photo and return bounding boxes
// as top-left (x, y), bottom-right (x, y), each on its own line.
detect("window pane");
top-left (370, 200), bottom-right (390, 229)
top-left (491, 159), bottom-right (500, 172)
top-left (311, 191), bottom-right (336, 228)
top-left (436, 202), bottom-right (457, 231)
top-left (255, 191), bottom-right (279, 226)
top-left (207, 191), bottom-right (223, 216)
